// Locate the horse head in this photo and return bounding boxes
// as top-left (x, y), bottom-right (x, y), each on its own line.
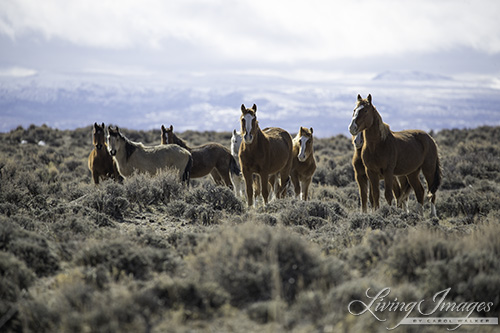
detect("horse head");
top-left (231, 129), bottom-right (242, 156)
top-left (160, 125), bottom-right (174, 144)
top-left (297, 127), bottom-right (314, 162)
top-left (93, 122), bottom-right (106, 150)
top-left (240, 104), bottom-right (258, 144)
top-left (107, 126), bottom-right (121, 156)
top-left (349, 94), bottom-right (373, 136)
top-left (161, 125), bottom-right (174, 144)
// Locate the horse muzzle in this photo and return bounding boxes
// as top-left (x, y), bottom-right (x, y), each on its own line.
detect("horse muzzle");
top-left (243, 134), bottom-right (253, 144)
top-left (109, 149), bottom-right (116, 156)
top-left (96, 143), bottom-right (103, 150)
top-left (298, 153), bottom-right (307, 162)
top-left (348, 120), bottom-right (359, 136)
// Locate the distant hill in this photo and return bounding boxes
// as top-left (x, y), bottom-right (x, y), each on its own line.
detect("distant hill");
top-left (373, 70), bottom-right (453, 82)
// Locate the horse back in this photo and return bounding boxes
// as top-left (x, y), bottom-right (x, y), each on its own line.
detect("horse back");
top-left (392, 129), bottom-right (438, 174)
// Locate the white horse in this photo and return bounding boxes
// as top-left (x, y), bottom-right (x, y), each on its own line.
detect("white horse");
top-left (230, 129), bottom-right (246, 197)
top-left (107, 126), bottom-right (193, 182)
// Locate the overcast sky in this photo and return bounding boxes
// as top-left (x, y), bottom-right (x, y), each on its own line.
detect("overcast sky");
top-left (1, 0), bottom-right (500, 80)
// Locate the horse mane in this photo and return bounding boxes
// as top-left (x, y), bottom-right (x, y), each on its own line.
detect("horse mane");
top-left (372, 106), bottom-right (391, 141)
top-left (125, 139), bottom-right (137, 161)
top-left (171, 133), bottom-right (189, 150)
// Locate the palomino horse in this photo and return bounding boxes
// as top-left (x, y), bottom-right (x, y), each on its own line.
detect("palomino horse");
top-left (230, 129), bottom-right (246, 197)
top-left (160, 125), bottom-right (240, 188)
top-left (88, 122), bottom-right (121, 184)
top-left (291, 127), bottom-right (316, 200)
top-left (352, 132), bottom-right (411, 212)
top-left (239, 104), bottom-right (294, 207)
top-left (108, 126), bottom-right (193, 182)
top-left (348, 94), bottom-right (441, 216)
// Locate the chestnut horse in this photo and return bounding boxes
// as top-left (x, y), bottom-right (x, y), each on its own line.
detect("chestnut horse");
top-left (352, 132), bottom-right (411, 212)
top-left (291, 127), bottom-right (316, 200)
top-left (108, 126), bottom-right (192, 182)
top-left (161, 125), bottom-right (240, 188)
top-left (239, 104), bottom-right (293, 207)
top-left (87, 122), bottom-right (121, 184)
top-left (348, 94), bottom-right (441, 216)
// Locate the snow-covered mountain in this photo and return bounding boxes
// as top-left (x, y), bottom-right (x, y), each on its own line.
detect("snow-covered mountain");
top-left (1, 71), bottom-right (499, 138)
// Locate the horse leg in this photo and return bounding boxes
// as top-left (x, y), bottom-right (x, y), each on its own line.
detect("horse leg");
top-left (291, 172), bottom-right (300, 199)
top-left (422, 159), bottom-right (440, 218)
top-left (92, 171), bottom-right (100, 185)
top-left (406, 171), bottom-right (425, 215)
top-left (355, 172), bottom-right (369, 212)
top-left (383, 172), bottom-right (395, 206)
top-left (260, 172), bottom-right (271, 204)
top-left (242, 168), bottom-right (254, 207)
top-left (301, 178), bottom-right (311, 201)
top-left (367, 170), bottom-right (380, 211)
top-left (396, 176), bottom-right (411, 212)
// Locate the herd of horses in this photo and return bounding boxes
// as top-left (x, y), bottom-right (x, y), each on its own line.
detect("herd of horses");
top-left (88, 94), bottom-right (441, 217)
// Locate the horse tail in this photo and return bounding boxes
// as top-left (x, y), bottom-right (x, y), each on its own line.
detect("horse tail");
top-left (182, 155), bottom-right (193, 184)
top-left (229, 155), bottom-right (241, 176)
top-left (428, 156), bottom-right (442, 202)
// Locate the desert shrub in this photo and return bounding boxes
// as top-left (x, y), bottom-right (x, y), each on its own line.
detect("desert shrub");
top-left (82, 181), bottom-right (129, 219)
top-left (347, 229), bottom-right (396, 274)
top-left (0, 220), bottom-right (59, 277)
top-left (191, 223), bottom-right (322, 305)
top-left (0, 251), bottom-right (35, 308)
top-left (139, 278), bottom-right (229, 320)
top-left (386, 230), bottom-right (455, 283)
top-left (77, 240), bottom-right (179, 280)
top-left (437, 181), bottom-right (500, 220)
top-left (247, 300), bottom-right (286, 324)
top-left (274, 199), bottom-right (345, 229)
top-left (184, 182), bottom-right (243, 214)
top-left (183, 204), bottom-right (222, 225)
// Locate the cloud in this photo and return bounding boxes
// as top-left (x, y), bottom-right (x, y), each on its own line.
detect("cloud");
top-left (1, 0), bottom-right (499, 66)
top-left (0, 66), bottom-right (37, 77)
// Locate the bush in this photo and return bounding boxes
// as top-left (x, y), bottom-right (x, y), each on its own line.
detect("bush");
top-left (191, 223), bottom-right (322, 305)
top-left (77, 240), bottom-right (179, 280)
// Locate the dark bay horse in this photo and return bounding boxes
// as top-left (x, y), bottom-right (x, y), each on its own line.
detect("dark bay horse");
top-left (87, 122), bottom-right (121, 184)
top-left (352, 132), bottom-right (411, 212)
top-left (291, 127), bottom-right (316, 200)
top-left (349, 94), bottom-right (441, 216)
top-left (161, 125), bottom-right (240, 188)
top-left (108, 126), bottom-right (192, 182)
top-left (239, 104), bottom-right (294, 207)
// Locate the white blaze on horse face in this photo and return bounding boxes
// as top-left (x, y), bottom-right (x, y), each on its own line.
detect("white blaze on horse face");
top-left (348, 104), bottom-right (364, 135)
top-left (298, 136), bottom-right (309, 162)
top-left (243, 113), bottom-right (255, 143)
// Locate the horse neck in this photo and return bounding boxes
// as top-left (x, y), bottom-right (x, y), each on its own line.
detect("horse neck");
top-left (364, 108), bottom-right (390, 149)
top-left (173, 134), bottom-right (191, 151)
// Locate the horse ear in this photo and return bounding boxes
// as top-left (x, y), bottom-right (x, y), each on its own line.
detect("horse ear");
top-left (101, 122), bottom-right (105, 128)
top-left (169, 125), bottom-right (173, 131)
top-left (241, 104), bottom-right (246, 113)
top-left (357, 94), bottom-right (362, 101)
top-left (310, 127), bottom-right (313, 134)
top-left (252, 104), bottom-right (257, 112)
top-left (233, 129), bottom-right (237, 135)
top-left (367, 94), bottom-right (372, 104)
top-left (161, 125), bottom-right (165, 131)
